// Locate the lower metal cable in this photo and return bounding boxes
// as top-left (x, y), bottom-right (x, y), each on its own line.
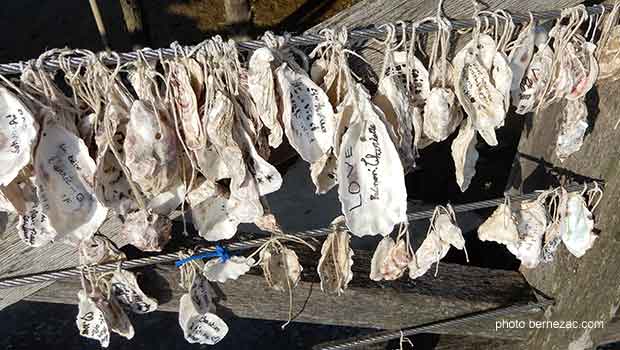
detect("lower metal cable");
top-left (0, 181), bottom-right (601, 289)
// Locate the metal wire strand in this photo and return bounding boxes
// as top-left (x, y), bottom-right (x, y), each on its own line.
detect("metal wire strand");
top-left (0, 4), bottom-right (613, 75)
top-left (0, 181), bottom-right (601, 289)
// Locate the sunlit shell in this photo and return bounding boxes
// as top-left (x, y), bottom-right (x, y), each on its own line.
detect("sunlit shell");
top-left (0, 87), bottom-right (39, 186)
top-left (317, 216), bottom-right (354, 294)
top-left (477, 204), bottom-right (519, 245)
top-left (110, 269), bottom-right (158, 314)
top-left (15, 175), bottom-right (57, 247)
top-left (423, 87), bottom-right (462, 142)
top-left (147, 182), bottom-right (185, 216)
top-left (169, 61), bottom-right (205, 150)
top-left (453, 42), bottom-right (505, 146)
top-left (395, 52), bottom-right (430, 106)
top-left (370, 236), bottom-right (395, 281)
top-left (514, 45), bottom-right (554, 115)
top-left (508, 21), bottom-right (536, 96)
top-left (122, 210), bottom-right (172, 252)
top-left (94, 291), bottom-right (135, 340)
top-left (380, 239), bottom-right (411, 280)
top-left (556, 99), bottom-right (588, 162)
top-left (276, 63), bottom-right (335, 163)
top-left (34, 119), bottom-right (107, 242)
top-left (565, 40), bottom-right (598, 100)
top-left (506, 200), bottom-right (547, 268)
top-left (178, 293), bottom-right (228, 345)
top-left (248, 47), bottom-right (283, 148)
top-left (79, 234), bottom-right (125, 265)
top-left (476, 34), bottom-right (498, 72)
top-left (76, 290), bottom-right (111, 347)
top-left (409, 230), bottom-right (449, 280)
top-left (124, 100), bottom-right (178, 196)
top-left (412, 105), bottom-right (433, 150)
top-left (203, 256), bottom-right (255, 283)
top-left (597, 26), bottom-right (620, 80)
top-left (491, 52), bottom-right (513, 113)
top-left (260, 246), bottom-right (303, 291)
top-left (337, 84), bottom-right (407, 237)
top-left (451, 119), bottom-right (478, 192)
top-left (560, 192), bottom-right (596, 258)
top-left (434, 212), bottom-right (465, 251)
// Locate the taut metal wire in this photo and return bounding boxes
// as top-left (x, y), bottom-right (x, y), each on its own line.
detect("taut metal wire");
top-left (0, 4), bottom-right (612, 75)
top-left (0, 181), bottom-right (601, 289)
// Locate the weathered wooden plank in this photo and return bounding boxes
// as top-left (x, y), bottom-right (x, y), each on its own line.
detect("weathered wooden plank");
top-left (504, 70), bottom-right (620, 348)
top-left (25, 247), bottom-right (537, 340)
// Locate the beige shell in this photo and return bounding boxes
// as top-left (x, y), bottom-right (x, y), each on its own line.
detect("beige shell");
top-left (34, 118), bottom-right (107, 243)
top-left (506, 200), bottom-right (547, 268)
top-left (380, 239), bottom-right (411, 280)
top-left (514, 45), bottom-right (553, 115)
top-left (560, 192), bottom-right (596, 258)
top-left (0, 87), bottom-right (39, 186)
top-left (79, 234), bottom-right (125, 265)
top-left (110, 269), bottom-right (158, 314)
top-left (598, 26), bottom-right (620, 80)
top-left (337, 84), bottom-right (407, 237)
top-left (94, 290), bottom-right (135, 340)
top-left (477, 204), bottom-right (519, 245)
top-left (178, 293), bottom-right (228, 345)
top-left (508, 21), bottom-right (536, 97)
top-left (434, 212), bottom-right (466, 251)
top-left (260, 246), bottom-right (303, 292)
top-left (16, 175), bottom-right (57, 247)
top-left (556, 98), bottom-right (588, 162)
top-left (310, 151), bottom-right (338, 194)
top-left (565, 40), bottom-right (598, 101)
top-left (409, 230), bottom-right (449, 280)
top-left (122, 210), bottom-right (172, 252)
top-left (317, 216), bottom-right (354, 294)
top-left (203, 256), bottom-right (255, 283)
top-left (169, 61), bottom-right (205, 150)
top-left (76, 290), bottom-right (111, 347)
top-left (491, 52), bottom-right (513, 113)
top-left (370, 236), bottom-right (395, 281)
top-left (423, 87), bottom-right (462, 142)
top-left (248, 47), bottom-right (283, 148)
top-left (451, 118), bottom-right (478, 192)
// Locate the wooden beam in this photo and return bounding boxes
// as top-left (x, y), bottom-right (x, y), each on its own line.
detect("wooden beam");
top-left (25, 247), bottom-right (538, 340)
top-left (118, 0), bottom-right (148, 49)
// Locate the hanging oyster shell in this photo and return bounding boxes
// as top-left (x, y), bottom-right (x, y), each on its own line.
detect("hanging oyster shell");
top-left (337, 84), bottom-right (407, 237)
top-left (506, 200), bottom-right (547, 268)
top-left (451, 118), bottom-right (478, 192)
top-left (124, 100), bottom-right (178, 196)
top-left (203, 256), bottom-right (255, 283)
top-left (381, 238), bottom-right (412, 280)
top-left (260, 245), bottom-right (303, 292)
top-left (556, 98), bottom-right (588, 162)
top-left (453, 39), bottom-right (506, 146)
top-left (560, 192), bottom-right (596, 258)
top-left (598, 26), bottom-right (620, 80)
top-left (565, 39), bottom-right (598, 101)
top-left (508, 20), bottom-right (536, 101)
top-left (94, 290), bottom-right (135, 340)
top-left (310, 151), bottom-right (338, 194)
top-left (178, 293), bottom-right (228, 345)
top-left (34, 118), bottom-right (107, 242)
top-left (434, 209), bottom-right (466, 252)
top-left (409, 230), bottom-right (449, 280)
top-left (276, 63), bottom-right (335, 163)
top-left (15, 175), bottom-right (57, 247)
top-left (423, 87), bottom-right (462, 142)
top-left (79, 234), bottom-right (125, 265)
top-left (477, 204), bottom-right (519, 245)
top-left (189, 271), bottom-right (215, 315)
top-left (248, 47), bottom-right (283, 148)
top-left (0, 87), bottom-right (39, 186)
top-left (317, 216), bottom-right (354, 294)
top-left (491, 52), bottom-right (513, 113)
top-left (369, 236), bottom-right (395, 281)
top-left (122, 210), bottom-right (172, 252)
top-left (76, 290), bottom-right (111, 347)
top-left (169, 61), bottom-right (205, 150)
top-left (110, 269), bottom-right (158, 314)
top-left (514, 44), bottom-right (553, 115)
top-left (189, 180), bottom-right (243, 241)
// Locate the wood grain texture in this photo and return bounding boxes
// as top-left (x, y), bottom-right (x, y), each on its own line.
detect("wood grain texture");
top-left (0, 214), bottom-right (127, 311)
top-left (504, 77), bottom-right (620, 348)
top-left (26, 247), bottom-right (538, 340)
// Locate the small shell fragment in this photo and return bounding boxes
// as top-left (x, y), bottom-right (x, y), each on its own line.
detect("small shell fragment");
top-left (122, 210), bottom-right (172, 252)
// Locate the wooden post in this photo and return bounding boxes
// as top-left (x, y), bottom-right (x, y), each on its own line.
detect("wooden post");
top-left (224, 0), bottom-right (252, 39)
top-left (118, 0), bottom-right (148, 49)
top-left (88, 0), bottom-right (111, 51)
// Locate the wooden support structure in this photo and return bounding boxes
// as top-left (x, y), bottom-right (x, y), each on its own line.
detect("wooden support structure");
top-left (118, 0), bottom-right (148, 48)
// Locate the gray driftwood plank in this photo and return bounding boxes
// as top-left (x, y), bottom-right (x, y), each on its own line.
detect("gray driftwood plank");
top-left (26, 248), bottom-right (537, 340)
top-left (503, 75), bottom-right (620, 347)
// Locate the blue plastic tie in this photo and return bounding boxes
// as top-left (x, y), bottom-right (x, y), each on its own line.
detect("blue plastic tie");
top-left (175, 245), bottom-right (230, 268)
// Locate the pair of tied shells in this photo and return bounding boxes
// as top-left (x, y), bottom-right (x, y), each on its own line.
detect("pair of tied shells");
top-left (248, 47), bottom-right (283, 148)
top-left (373, 51), bottom-right (415, 169)
top-left (317, 216), bottom-right (354, 294)
top-left (556, 99), bottom-right (588, 162)
top-left (110, 269), bottom-right (159, 314)
top-left (0, 87), bottom-right (38, 186)
top-left (35, 118), bottom-right (107, 243)
top-left (506, 200), bottom-right (547, 268)
top-left (203, 255), bottom-right (255, 283)
top-left (260, 245), bottom-right (303, 291)
top-left (178, 293), bottom-right (228, 345)
top-left (337, 84), bottom-right (407, 237)
top-left (123, 210), bottom-right (172, 252)
top-left (451, 118), bottom-right (479, 192)
top-left (453, 35), bottom-right (507, 146)
top-left (276, 63), bottom-right (336, 163)
top-left (124, 100), bottom-right (178, 196)
top-left (560, 192), bottom-right (595, 258)
top-left (478, 203), bottom-right (519, 245)
top-left (410, 208), bottom-right (466, 279)
top-left (76, 289), bottom-right (134, 348)
top-left (370, 235), bottom-right (411, 281)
